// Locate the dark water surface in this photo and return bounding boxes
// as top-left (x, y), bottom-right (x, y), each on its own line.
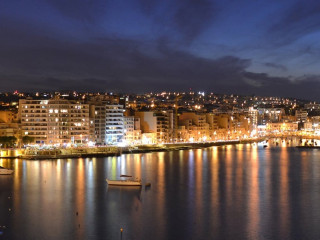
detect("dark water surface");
top-left (1, 144), bottom-right (320, 240)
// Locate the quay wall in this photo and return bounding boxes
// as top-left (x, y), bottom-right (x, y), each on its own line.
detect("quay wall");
top-left (7, 136), bottom-right (320, 160)
top-left (0, 138), bottom-right (267, 159)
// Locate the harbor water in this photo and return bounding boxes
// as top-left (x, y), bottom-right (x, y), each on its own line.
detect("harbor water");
top-left (1, 142), bottom-right (320, 239)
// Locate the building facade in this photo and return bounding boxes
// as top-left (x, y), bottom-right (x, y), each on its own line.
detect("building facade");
top-left (19, 99), bottom-right (90, 145)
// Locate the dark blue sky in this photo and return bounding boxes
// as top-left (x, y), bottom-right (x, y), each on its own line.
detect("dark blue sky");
top-left (1, 0), bottom-right (320, 99)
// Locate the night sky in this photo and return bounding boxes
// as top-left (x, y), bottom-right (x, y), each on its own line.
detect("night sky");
top-left (1, 0), bottom-right (320, 99)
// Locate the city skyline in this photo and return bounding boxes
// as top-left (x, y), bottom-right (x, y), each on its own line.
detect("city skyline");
top-left (1, 1), bottom-right (320, 100)
top-left (1, 2), bottom-right (320, 238)
top-left (1, 90), bottom-right (319, 148)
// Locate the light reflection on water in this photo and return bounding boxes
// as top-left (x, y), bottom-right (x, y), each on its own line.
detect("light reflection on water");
top-left (1, 144), bottom-right (320, 239)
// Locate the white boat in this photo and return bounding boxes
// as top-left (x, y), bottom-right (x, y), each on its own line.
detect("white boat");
top-left (0, 166), bottom-right (14, 175)
top-left (106, 178), bottom-right (142, 186)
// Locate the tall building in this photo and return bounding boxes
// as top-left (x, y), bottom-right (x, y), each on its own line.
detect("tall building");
top-left (19, 99), bottom-right (90, 145)
top-left (0, 111), bottom-right (17, 123)
top-left (0, 110), bottom-right (20, 139)
top-left (179, 112), bottom-right (209, 141)
top-left (93, 105), bottom-right (106, 145)
top-left (93, 103), bottom-right (124, 145)
top-left (123, 116), bottom-right (141, 145)
top-left (135, 111), bottom-right (170, 143)
top-left (247, 107), bottom-right (258, 129)
top-left (295, 110), bottom-right (308, 123)
top-left (105, 104), bottom-right (124, 144)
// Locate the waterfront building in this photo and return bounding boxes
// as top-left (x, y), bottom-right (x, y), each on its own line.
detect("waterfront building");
top-left (303, 122), bottom-right (313, 132)
top-left (123, 116), bottom-right (141, 145)
top-left (19, 99), bottom-right (90, 145)
top-left (93, 103), bottom-right (124, 145)
top-left (179, 112), bottom-right (209, 141)
top-left (266, 122), bottom-right (298, 133)
top-left (93, 104), bottom-right (106, 145)
top-left (0, 110), bottom-right (18, 123)
top-left (311, 116), bottom-right (320, 127)
top-left (141, 132), bottom-right (157, 144)
top-left (0, 123), bottom-right (19, 138)
top-left (105, 104), bottom-right (124, 144)
top-left (295, 110), bottom-right (308, 123)
top-left (215, 113), bottom-right (232, 130)
top-left (0, 110), bottom-right (20, 139)
top-left (176, 126), bottom-right (189, 142)
top-left (247, 107), bottom-right (258, 129)
top-left (135, 111), bottom-right (170, 143)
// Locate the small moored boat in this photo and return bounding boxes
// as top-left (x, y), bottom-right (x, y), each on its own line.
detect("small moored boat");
top-left (0, 166), bottom-right (14, 175)
top-left (106, 178), bottom-right (142, 186)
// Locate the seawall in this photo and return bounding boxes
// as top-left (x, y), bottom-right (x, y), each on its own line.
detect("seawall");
top-left (0, 138), bottom-right (266, 160)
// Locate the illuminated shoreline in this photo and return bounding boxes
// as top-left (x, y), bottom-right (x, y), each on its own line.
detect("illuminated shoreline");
top-left (0, 138), bottom-right (265, 159)
top-left (2, 134), bottom-right (320, 160)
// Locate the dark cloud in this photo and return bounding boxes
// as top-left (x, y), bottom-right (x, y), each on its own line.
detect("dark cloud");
top-left (138, 0), bottom-right (159, 14)
top-left (1, 20), bottom-right (320, 101)
top-left (1, 5), bottom-right (320, 100)
top-left (173, 0), bottom-right (217, 42)
top-left (264, 62), bottom-right (287, 71)
top-left (138, 0), bottom-right (217, 43)
top-left (242, 72), bottom-right (320, 101)
top-left (46, 0), bottom-right (109, 22)
top-left (268, 1), bottom-right (320, 45)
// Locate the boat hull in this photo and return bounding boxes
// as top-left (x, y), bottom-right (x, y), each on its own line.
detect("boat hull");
top-left (106, 179), bottom-right (142, 186)
top-left (0, 169), bottom-right (14, 175)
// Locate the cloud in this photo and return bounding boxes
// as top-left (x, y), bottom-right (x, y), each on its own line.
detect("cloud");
top-left (241, 71), bottom-right (320, 101)
top-left (268, 1), bottom-right (320, 45)
top-left (46, 0), bottom-right (109, 22)
top-left (173, 0), bottom-right (217, 42)
top-left (264, 62), bottom-right (287, 71)
top-left (1, 13), bottom-right (320, 100)
top-left (138, 0), bottom-right (217, 43)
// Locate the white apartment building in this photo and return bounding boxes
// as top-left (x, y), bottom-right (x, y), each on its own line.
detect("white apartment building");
top-left (93, 104), bottom-right (124, 145)
top-left (247, 107), bottom-right (258, 128)
top-left (19, 99), bottom-right (90, 145)
top-left (123, 116), bottom-right (141, 145)
top-left (105, 105), bottom-right (124, 144)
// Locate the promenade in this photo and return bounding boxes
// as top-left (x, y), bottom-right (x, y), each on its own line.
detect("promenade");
top-left (0, 138), bottom-right (266, 160)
